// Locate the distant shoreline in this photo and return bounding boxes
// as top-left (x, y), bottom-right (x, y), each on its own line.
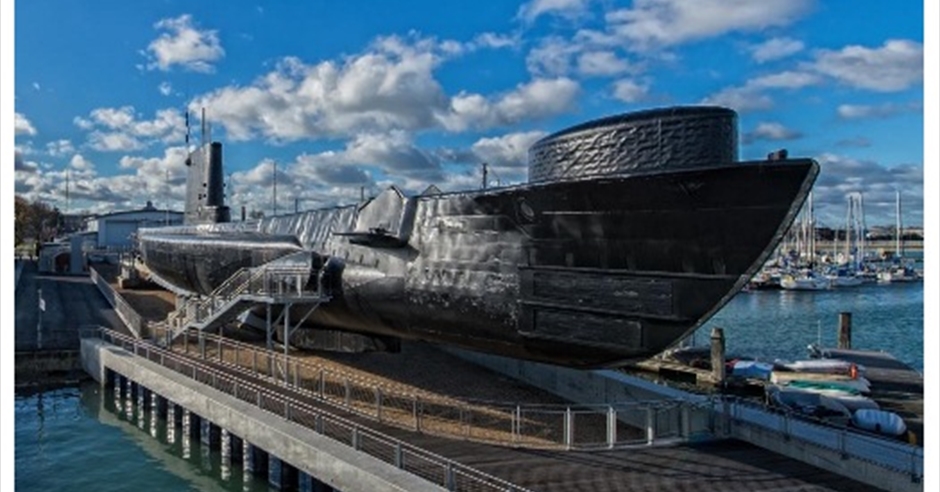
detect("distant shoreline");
top-left (813, 239), bottom-right (923, 252)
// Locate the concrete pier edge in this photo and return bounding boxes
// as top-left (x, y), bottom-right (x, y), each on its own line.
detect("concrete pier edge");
top-left (82, 338), bottom-right (447, 492)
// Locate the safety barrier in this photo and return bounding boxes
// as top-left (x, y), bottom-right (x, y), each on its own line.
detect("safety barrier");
top-left (153, 326), bottom-right (710, 450)
top-left (83, 327), bottom-right (532, 492)
top-left (89, 266), bottom-right (147, 339)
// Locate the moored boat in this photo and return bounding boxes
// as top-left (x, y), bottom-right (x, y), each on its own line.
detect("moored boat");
top-left (766, 385), bottom-right (852, 425)
top-left (780, 270), bottom-right (831, 290)
top-left (852, 409), bottom-right (908, 436)
top-left (770, 371), bottom-right (871, 393)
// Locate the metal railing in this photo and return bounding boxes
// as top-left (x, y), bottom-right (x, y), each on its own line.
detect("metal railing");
top-left (167, 264), bottom-right (327, 338)
top-left (84, 327), bottom-right (532, 492)
top-left (720, 397), bottom-right (923, 481)
top-left (89, 266), bottom-right (147, 339)
top-left (151, 327), bottom-right (709, 450)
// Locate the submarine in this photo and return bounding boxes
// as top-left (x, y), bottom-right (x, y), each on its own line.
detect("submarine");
top-left (138, 106), bottom-right (818, 368)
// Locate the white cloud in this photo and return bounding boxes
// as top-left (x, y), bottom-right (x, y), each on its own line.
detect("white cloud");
top-left (741, 122), bottom-right (802, 144)
top-left (471, 32), bottom-right (519, 50)
top-left (15, 112), bottom-right (37, 136)
top-left (32, 82), bottom-right (41, 91)
top-left (146, 14), bottom-right (225, 73)
top-left (701, 39), bottom-right (921, 112)
top-left (811, 39), bottom-right (922, 92)
top-left (611, 79), bottom-right (649, 102)
top-left (68, 154), bottom-right (97, 178)
top-left (836, 102), bottom-right (921, 120)
top-left (749, 70), bottom-right (821, 89)
top-left (117, 146), bottom-right (192, 198)
top-left (159, 81), bottom-right (173, 96)
top-left (441, 78), bottom-right (580, 132)
top-left (598, 0), bottom-right (813, 50)
top-left (811, 153), bottom-right (922, 227)
top-left (576, 51), bottom-right (635, 77)
top-left (74, 106), bottom-right (186, 152)
top-left (748, 37), bottom-right (804, 63)
top-left (517, 0), bottom-right (590, 23)
top-left (189, 40), bottom-right (448, 141)
top-left (701, 70), bottom-right (821, 112)
top-left (191, 36), bottom-right (579, 141)
top-left (46, 139), bottom-right (75, 157)
top-left (526, 37), bottom-right (579, 76)
top-left (700, 86), bottom-right (773, 112)
top-left (470, 130), bottom-right (547, 182)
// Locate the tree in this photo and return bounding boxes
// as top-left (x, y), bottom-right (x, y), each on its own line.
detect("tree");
top-left (248, 209), bottom-right (265, 220)
top-left (14, 195), bottom-right (61, 246)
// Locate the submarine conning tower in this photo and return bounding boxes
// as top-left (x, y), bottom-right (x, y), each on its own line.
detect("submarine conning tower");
top-left (184, 141), bottom-right (231, 225)
top-left (528, 106), bottom-right (738, 183)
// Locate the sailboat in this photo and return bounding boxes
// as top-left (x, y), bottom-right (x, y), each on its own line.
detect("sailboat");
top-left (877, 190), bottom-right (920, 283)
top-left (781, 192), bottom-right (831, 290)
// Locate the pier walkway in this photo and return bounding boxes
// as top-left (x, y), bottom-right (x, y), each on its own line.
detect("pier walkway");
top-left (84, 328), bottom-right (880, 492)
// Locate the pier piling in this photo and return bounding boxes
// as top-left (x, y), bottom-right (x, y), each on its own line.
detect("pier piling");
top-left (838, 312), bottom-right (852, 349)
top-left (710, 328), bottom-right (726, 385)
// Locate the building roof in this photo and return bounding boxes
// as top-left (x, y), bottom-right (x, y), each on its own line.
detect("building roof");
top-left (90, 201), bottom-right (183, 221)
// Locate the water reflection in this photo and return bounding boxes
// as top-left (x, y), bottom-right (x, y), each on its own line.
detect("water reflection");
top-left (83, 381), bottom-right (273, 492)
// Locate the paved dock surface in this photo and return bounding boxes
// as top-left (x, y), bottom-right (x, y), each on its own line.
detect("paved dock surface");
top-left (15, 261), bottom-right (124, 352)
top-left (182, 347), bottom-right (879, 492)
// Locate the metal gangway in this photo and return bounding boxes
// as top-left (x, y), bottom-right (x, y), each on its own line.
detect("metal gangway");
top-left (163, 262), bottom-right (330, 349)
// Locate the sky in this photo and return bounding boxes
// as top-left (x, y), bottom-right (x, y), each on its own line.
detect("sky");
top-left (10, 0), bottom-right (927, 228)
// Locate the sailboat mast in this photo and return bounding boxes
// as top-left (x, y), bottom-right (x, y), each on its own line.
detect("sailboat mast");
top-left (896, 189), bottom-right (902, 259)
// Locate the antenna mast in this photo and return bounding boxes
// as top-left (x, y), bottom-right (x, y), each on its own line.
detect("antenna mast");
top-left (201, 107), bottom-right (207, 148)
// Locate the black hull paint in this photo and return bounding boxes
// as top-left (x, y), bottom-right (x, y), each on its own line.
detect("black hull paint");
top-left (140, 159), bottom-right (817, 367)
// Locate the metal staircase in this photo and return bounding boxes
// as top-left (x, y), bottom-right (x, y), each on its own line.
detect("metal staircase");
top-left (165, 263), bottom-right (330, 341)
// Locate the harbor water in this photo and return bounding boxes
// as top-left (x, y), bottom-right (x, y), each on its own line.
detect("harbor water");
top-left (15, 382), bottom-right (272, 492)
top-left (695, 280), bottom-right (924, 372)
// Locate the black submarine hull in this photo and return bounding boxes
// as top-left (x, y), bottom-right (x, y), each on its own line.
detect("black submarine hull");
top-left (140, 159), bottom-right (817, 367)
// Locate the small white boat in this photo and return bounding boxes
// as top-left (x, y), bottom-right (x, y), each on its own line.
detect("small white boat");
top-left (770, 371), bottom-right (871, 393)
top-left (731, 360), bottom-right (774, 380)
top-left (766, 385), bottom-right (851, 425)
top-left (827, 273), bottom-right (863, 287)
top-left (877, 266), bottom-right (920, 283)
top-left (772, 384), bottom-right (879, 412)
top-left (852, 409), bottom-right (907, 436)
top-left (780, 271), bottom-right (831, 290)
top-left (776, 359), bottom-right (865, 377)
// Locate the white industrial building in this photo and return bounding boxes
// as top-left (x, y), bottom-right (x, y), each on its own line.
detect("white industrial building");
top-left (86, 201), bottom-right (183, 249)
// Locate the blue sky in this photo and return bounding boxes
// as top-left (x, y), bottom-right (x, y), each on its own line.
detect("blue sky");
top-left (11, 0), bottom-right (926, 227)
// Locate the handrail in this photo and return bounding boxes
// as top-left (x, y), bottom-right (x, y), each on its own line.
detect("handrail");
top-left (156, 326), bottom-right (704, 449)
top-left (721, 396), bottom-right (923, 480)
top-left (85, 327), bottom-right (532, 492)
top-left (89, 266), bottom-right (146, 339)
top-left (167, 263), bottom-right (328, 338)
